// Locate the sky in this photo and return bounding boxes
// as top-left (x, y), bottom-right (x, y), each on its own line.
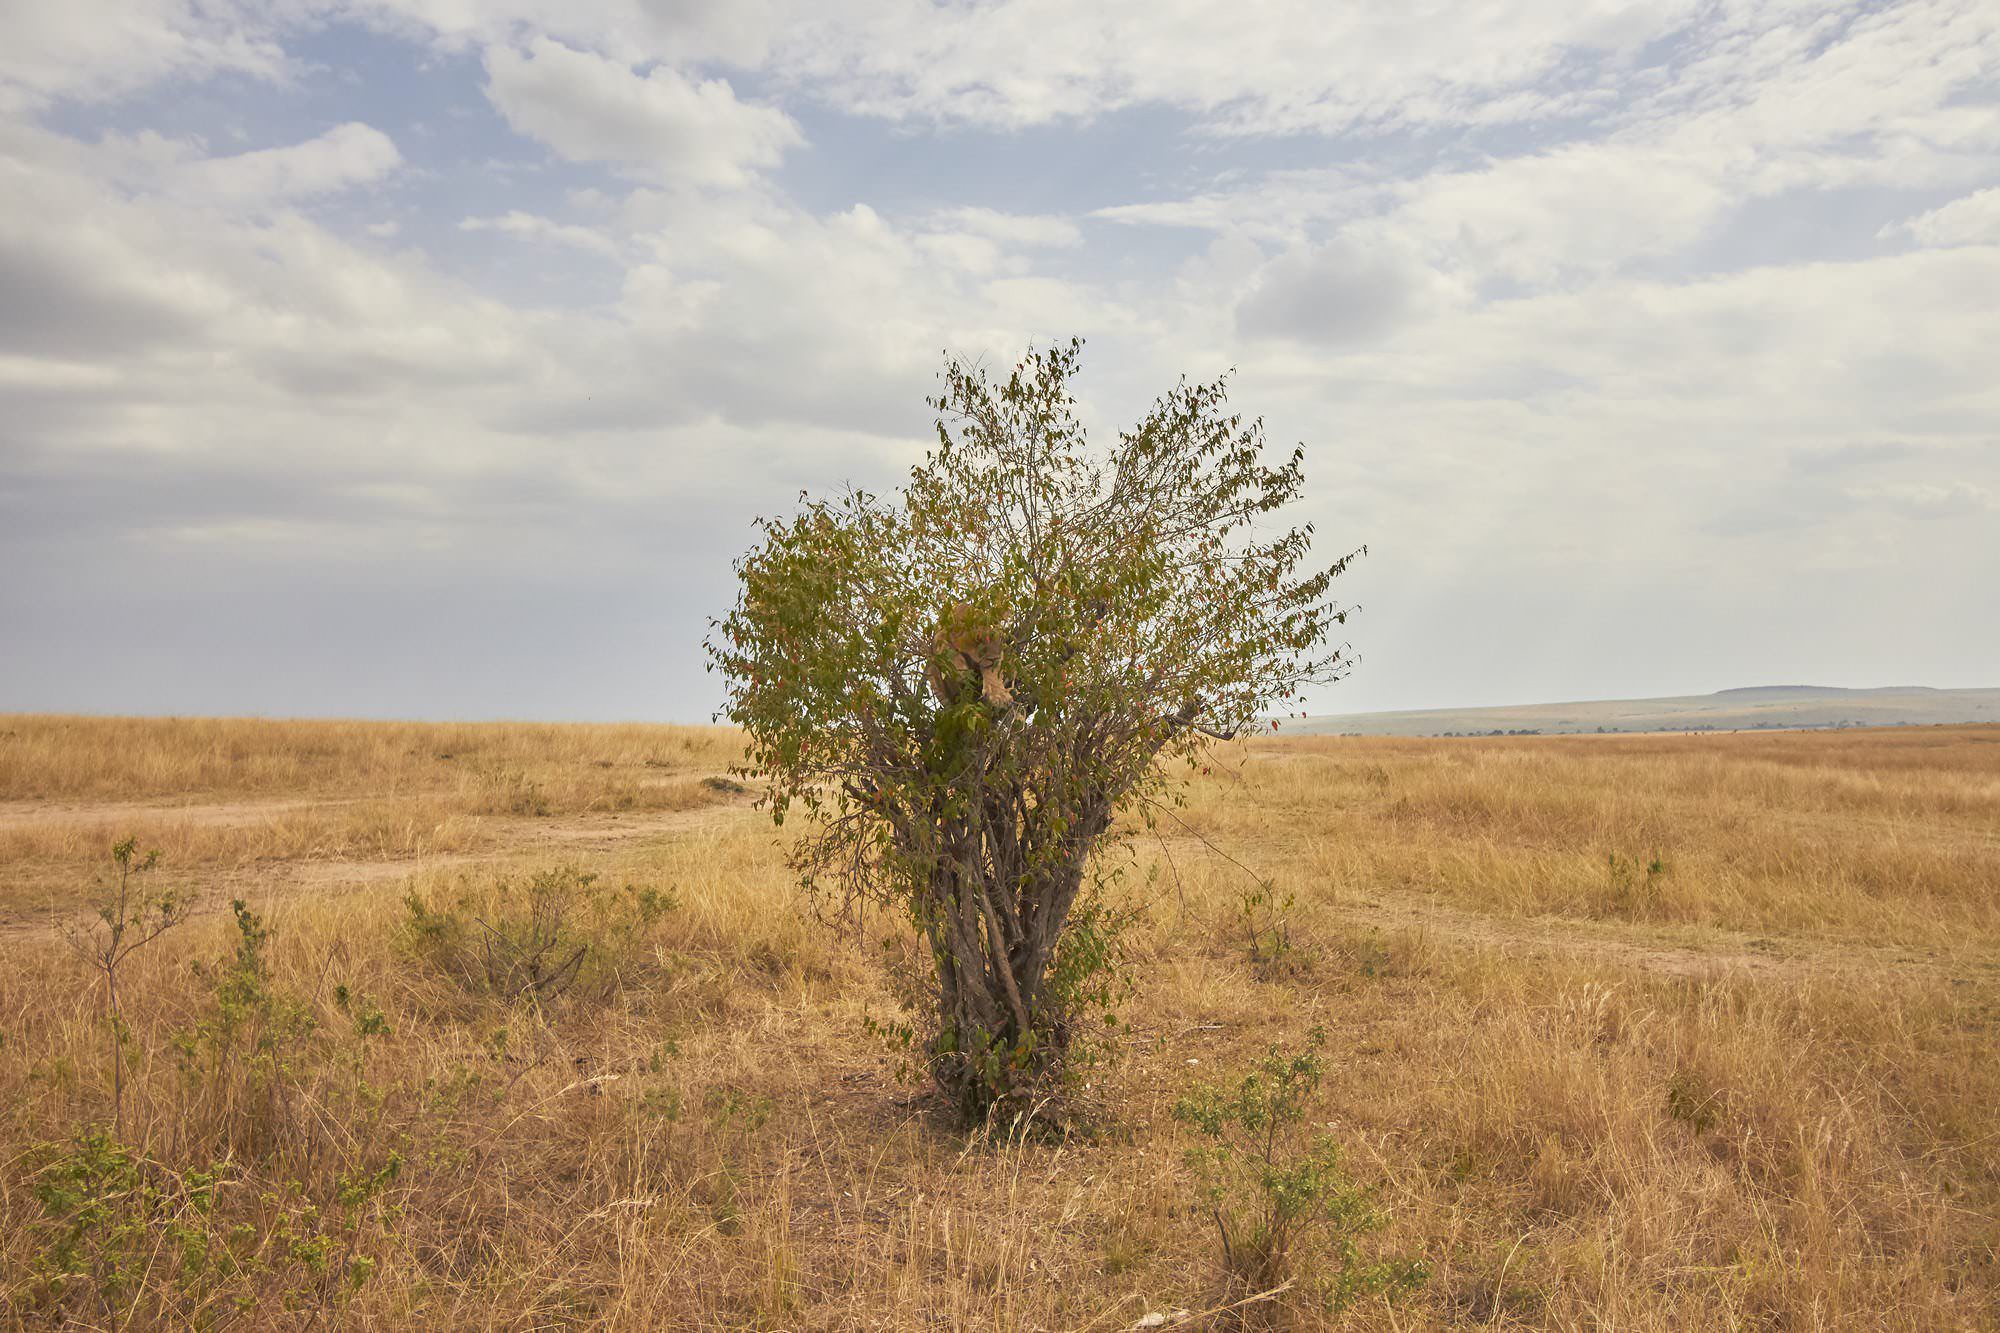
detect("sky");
top-left (2, 1), bottom-right (1997, 723)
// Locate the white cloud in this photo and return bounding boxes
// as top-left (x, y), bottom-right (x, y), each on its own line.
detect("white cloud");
top-left (933, 208), bottom-right (1083, 249)
top-left (0, 122), bottom-right (531, 407)
top-left (1093, 168), bottom-right (1393, 246)
top-left (1235, 238), bottom-right (1452, 345)
top-left (481, 37), bottom-right (801, 187)
top-left (188, 123), bottom-right (403, 203)
top-left (766, 0), bottom-right (1706, 132)
top-left (1844, 480), bottom-right (1997, 518)
top-left (460, 210), bottom-right (623, 258)
top-left (0, 0), bottom-right (288, 112)
top-left (1390, 145), bottom-right (1732, 285)
top-left (1096, 1), bottom-right (2000, 296)
top-left (1883, 187), bottom-right (2000, 247)
top-left (350, 0), bottom-right (788, 69)
top-left (337, 0), bottom-right (1717, 141)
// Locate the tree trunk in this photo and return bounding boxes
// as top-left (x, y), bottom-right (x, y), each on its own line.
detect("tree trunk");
top-left (918, 786), bottom-right (1112, 1121)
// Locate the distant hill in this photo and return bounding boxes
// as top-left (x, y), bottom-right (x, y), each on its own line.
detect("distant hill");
top-left (1292, 685), bottom-right (2000, 737)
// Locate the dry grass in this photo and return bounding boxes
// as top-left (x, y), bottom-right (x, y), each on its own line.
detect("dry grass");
top-left (1175, 729), bottom-right (2000, 948)
top-left (0, 717), bottom-right (744, 924)
top-left (1, 718), bottom-right (1995, 1329)
top-left (0, 716), bottom-right (742, 804)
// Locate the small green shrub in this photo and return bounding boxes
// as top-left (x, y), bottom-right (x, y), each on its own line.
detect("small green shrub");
top-left (27, 1131), bottom-right (177, 1317)
top-left (175, 900), bottom-right (320, 1158)
top-left (705, 1086), bottom-right (774, 1134)
top-left (1235, 879), bottom-right (1297, 971)
top-left (1172, 1027), bottom-right (1426, 1320)
top-left (332, 983), bottom-right (393, 1038)
top-left (23, 1131), bottom-right (398, 1325)
top-left (1605, 852), bottom-right (1668, 915)
top-left (60, 839), bottom-right (194, 1135)
top-left (476, 769), bottom-right (551, 816)
top-left (401, 867), bottom-right (678, 1008)
top-left (1665, 1066), bottom-right (1724, 1134)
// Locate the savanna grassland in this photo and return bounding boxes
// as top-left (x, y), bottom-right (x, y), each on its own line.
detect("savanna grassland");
top-left (1, 716), bottom-right (1995, 1329)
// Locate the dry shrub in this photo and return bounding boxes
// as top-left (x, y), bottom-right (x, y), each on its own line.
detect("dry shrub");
top-left (399, 866), bottom-right (678, 1009)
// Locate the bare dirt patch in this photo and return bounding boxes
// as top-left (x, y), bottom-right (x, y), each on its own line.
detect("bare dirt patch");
top-left (0, 796), bottom-right (369, 832)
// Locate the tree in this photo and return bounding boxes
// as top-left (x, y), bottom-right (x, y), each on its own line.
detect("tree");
top-left (709, 339), bottom-right (1359, 1122)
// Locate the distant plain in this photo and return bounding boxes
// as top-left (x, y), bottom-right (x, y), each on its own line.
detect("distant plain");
top-left (1297, 683), bottom-right (2000, 736)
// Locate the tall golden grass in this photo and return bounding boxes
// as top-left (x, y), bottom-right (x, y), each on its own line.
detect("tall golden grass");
top-left (1, 717), bottom-right (1994, 1328)
top-left (0, 715), bottom-right (741, 803)
top-left (0, 717), bottom-right (743, 922)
